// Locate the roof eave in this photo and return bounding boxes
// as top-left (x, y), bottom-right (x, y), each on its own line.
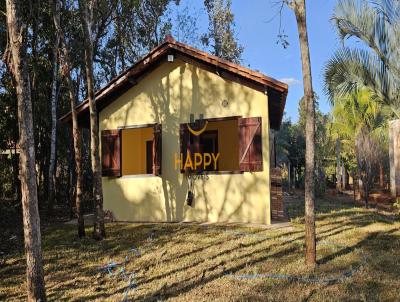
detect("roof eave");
top-left (59, 39), bottom-right (288, 129)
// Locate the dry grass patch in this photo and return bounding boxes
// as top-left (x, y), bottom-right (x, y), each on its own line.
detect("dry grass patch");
top-left (1, 196), bottom-right (399, 301)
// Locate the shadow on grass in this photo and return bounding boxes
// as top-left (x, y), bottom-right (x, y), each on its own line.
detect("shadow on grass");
top-left (286, 196), bottom-right (357, 221)
top-left (1, 196), bottom-right (399, 301)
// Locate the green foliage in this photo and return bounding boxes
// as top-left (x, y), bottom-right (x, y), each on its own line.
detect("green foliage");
top-left (0, 0), bottom-right (202, 214)
top-left (324, 0), bottom-right (400, 117)
top-left (324, 0), bottom-right (396, 192)
top-left (276, 98), bottom-right (333, 195)
top-left (201, 0), bottom-right (243, 63)
top-left (328, 75), bottom-right (390, 189)
top-left (90, 0), bottom-right (183, 84)
top-left (355, 128), bottom-right (381, 204)
top-left (172, 5), bottom-right (201, 47)
top-left (276, 116), bottom-right (305, 170)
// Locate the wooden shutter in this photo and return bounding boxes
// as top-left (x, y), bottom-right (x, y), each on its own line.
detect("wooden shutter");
top-left (238, 117), bottom-right (263, 172)
top-left (101, 129), bottom-right (121, 177)
top-left (179, 123), bottom-right (190, 173)
top-left (152, 124), bottom-right (162, 176)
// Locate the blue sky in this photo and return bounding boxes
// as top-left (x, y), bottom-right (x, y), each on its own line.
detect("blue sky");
top-left (175, 0), bottom-right (341, 122)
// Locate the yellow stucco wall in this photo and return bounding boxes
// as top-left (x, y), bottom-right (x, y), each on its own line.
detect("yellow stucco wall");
top-left (121, 127), bottom-right (153, 175)
top-left (99, 59), bottom-right (271, 224)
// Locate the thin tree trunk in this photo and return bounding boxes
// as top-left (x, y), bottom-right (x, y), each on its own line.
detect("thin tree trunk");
top-left (115, 0), bottom-right (126, 71)
top-left (5, 0), bottom-right (47, 300)
top-left (55, 0), bottom-right (86, 237)
top-left (342, 163), bottom-right (346, 190)
top-left (291, 0), bottom-right (316, 267)
top-left (64, 53), bottom-right (85, 237)
top-left (47, 0), bottom-right (61, 215)
top-left (79, 0), bottom-right (105, 239)
top-left (364, 182), bottom-right (369, 208)
top-left (357, 169), bottom-right (363, 200)
top-left (335, 138), bottom-right (341, 192)
top-left (12, 98), bottom-right (20, 200)
top-left (379, 163), bottom-right (384, 188)
top-left (68, 150), bottom-right (75, 220)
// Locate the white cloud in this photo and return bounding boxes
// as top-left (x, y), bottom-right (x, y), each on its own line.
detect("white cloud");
top-left (278, 77), bottom-right (301, 86)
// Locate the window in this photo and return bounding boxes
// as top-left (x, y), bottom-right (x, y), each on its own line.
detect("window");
top-left (179, 116), bottom-right (263, 173)
top-left (121, 127), bottom-right (153, 175)
top-left (200, 131), bottom-right (218, 171)
top-left (101, 124), bottom-right (161, 177)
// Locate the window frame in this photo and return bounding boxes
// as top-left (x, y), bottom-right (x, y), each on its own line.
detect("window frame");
top-left (180, 116), bottom-right (245, 175)
top-left (118, 123), bottom-right (158, 177)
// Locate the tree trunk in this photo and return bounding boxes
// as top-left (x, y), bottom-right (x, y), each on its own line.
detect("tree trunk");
top-left (115, 0), bottom-right (126, 72)
top-left (47, 0), bottom-right (61, 215)
top-left (292, 0), bottom-right (316, 268)
top-left (335, 139), bottom-right (342, 192)
top-left (341, 163), bottom-right (346, 190)
top-left (67, 148), bottom-right (74, 219)
top-left (64, 52), bottom-right (85, 238)
top-left (12, 110), bottom-right (21, 201)
top-left (55, 0), bottom-right (86, 237)
top-left (5, 0), bottom-right (47, 300)
top-left (79, 0), bottom-right (105, 239)
top-left (364, 182), bottom-right (369, 208)
top-left (379, 163), bottom-right (384, 188)
top-left (357, 169), bottom-right (363, 200)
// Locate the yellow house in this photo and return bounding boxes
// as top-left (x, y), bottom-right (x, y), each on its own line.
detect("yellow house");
top-left (61, 36), bottom-right (288, 224)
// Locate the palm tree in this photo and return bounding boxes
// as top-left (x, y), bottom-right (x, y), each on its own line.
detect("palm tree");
top-left (329, 89), bottom-right (390, 205)
top-left (331, 90), bottom-right (386, 138)
top-left (324, 0), bottom-right (400, 117)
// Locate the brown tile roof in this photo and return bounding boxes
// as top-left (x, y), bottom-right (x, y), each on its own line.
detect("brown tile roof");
top-left (60, 35), bottom-right (288, 130)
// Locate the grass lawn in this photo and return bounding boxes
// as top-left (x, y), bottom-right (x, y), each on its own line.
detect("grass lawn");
top-left (1, 195), bottom-right (399, 301)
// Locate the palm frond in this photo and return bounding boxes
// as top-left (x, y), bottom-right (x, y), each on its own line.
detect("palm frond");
top-left (334, 0), bottom-right (399, 77)
top-left (324, 47), bottom-right (399, 110)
